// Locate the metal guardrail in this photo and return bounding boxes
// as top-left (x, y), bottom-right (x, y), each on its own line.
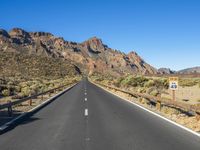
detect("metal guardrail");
top-left (95, 82), bottom-right (200, 115)
top-left (0, 83), bottom-right (75, 116)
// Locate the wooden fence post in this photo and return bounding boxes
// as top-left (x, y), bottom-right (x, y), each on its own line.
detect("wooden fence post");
top-left (156, 101), bottom-right (161, 111)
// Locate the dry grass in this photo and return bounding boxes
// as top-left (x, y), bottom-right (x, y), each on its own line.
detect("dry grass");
top-left (0, 76), bottom-right (81, 105)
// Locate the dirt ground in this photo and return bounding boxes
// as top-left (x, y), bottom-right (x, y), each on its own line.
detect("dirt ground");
top-left (162, 85), bottom-right (200, 104)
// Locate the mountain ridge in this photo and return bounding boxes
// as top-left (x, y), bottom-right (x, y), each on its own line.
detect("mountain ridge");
top-left (0, 28), bottom-right (157, 76)
top-left (178, 66), bottom-right (200, 74)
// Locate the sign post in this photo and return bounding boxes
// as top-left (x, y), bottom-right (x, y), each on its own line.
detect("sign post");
top-left (169, 77), bottom-right (179, 101)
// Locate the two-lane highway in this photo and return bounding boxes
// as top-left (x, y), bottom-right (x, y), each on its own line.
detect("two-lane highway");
top-left (0, 79), bottom-right (200, 150)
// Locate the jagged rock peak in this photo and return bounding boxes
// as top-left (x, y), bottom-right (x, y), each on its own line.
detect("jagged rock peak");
top-left (128, 51), bottom-right (143, 62)
top-left (0, 29), bottom-right (10, 38)
top-left (87, 36), bottom-right (103, 43)
top-left (9, 28), bottom-right (29, 37)
top-left (82, 37), bottom-right (104, 46)
top-left (158, 68), bottom-right (175, 74)
top-left (30, 31), bottom-right (53, 37)
top-left (82, 36), bottom-right (108, 53)
top-left (128, 51), bottom-right (139, 56)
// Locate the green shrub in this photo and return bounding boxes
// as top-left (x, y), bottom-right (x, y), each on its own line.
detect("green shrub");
top-left (144, 80), bottom-right (155, 88)
top-left (2, 89), bottom-right (10, 96)
top-left (21, 86), bottom-right (31, 97)
top-left (114, 77), bottom-right (125, 87)
top-left (131, 76), bottom-right (148, 87)
top-left (150, 89), bottom-right (159, 96)
top-left (179, 79), bottom-right (200, 87)
top-left (120, 76), bottom-right (149, 87)
top-left (7, 81), bottom-right (14, 86)
top-left (14, 86), bottom-right (21, 93)
top-left (137, 87), bottom-right (146, 93)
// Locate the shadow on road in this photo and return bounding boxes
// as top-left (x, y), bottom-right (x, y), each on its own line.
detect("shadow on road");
top-left (0, 110), bottom-right (22, 126)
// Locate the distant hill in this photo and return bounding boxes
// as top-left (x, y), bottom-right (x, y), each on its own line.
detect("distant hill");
top-left (157, 67), bottom-right (200, 76)
top-left (158, 68), bottom-right (175, 74)
top-left (178, 67), bottom-right (200, 74)
top-left (0, 28), bottom-right (157, 76)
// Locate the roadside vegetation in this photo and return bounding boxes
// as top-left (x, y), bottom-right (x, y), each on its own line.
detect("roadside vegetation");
top-left (90, 73), bottom-right (200, 97)
top-left (90, 74), bottom-right (169, 97)
top-left (0, 52), bottom-right (82, 103)
top-left (179, 78), bottom-right (200, 87)
top-left (0, 76), bottom-right (81, 101)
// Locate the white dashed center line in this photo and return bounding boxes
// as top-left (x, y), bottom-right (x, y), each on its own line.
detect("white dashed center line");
top-left (85, 98), bottom-right (87, 101)
top-left (85, 109), bottom-right (88, 116)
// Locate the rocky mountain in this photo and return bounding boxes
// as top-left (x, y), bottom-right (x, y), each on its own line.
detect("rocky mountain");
top-left (178, 67), bottom-right (200, 74)
top-left (158, 68), bottom-right (175, 74)
top-left (0, 52), bottom-right (81, 79)
top-left (0, 28), bottom-right (157, 76)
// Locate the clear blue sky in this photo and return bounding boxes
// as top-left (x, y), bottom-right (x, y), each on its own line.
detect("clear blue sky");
top-left (1, 0), bottom-right (200, 70)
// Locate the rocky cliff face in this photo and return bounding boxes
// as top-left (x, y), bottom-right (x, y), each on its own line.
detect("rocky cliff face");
top-left (0, 28), bottom-right (157, 76)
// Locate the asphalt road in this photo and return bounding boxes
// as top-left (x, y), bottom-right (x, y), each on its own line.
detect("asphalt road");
top-left (0, 79), bottom-right (200, 150)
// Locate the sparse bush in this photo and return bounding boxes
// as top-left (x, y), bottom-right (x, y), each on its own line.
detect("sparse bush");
top-left (162, 106), bottom-right (180, 115)
top-left (149, 89), bottom-right (159, 96)
top-left (179, 79), bottom-right (199, 87)
top-left (40, 86), bottom-right (48, 93)
top-left (7, 81), bottom-right (14, 86)
top-left (144, 80), bottom-right (155, 88)
top-left (114, 77), bottom-right (124, 87)
top-left (153, 78), bottom-right (168, 89)
top-left (120, 76), bottom-right (149, 87)
top-left (21, 86), bottom-right (31, 97)
top-left (113, 76), bottom-right (169, 92)
top-left (137, 87), bottom-right (146, 93)
top-left (14, 86), bottom-right (21, 93)
top-left (2, 89), bottom-right (10, 96)
top-left (130, 76), bottom-right (148, 87)
top-left (120, 76), bottom-right (133, 86)
top-left (30, 84), bottom-right (41, 94)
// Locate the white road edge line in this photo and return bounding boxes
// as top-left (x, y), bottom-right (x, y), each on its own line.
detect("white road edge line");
top-left (85, 109), bottom-right (88, 116)
top-left (94, 83), bottom-right (200, 138)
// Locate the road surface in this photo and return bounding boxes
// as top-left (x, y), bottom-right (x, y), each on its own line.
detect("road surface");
top-left (0, 79), bottom-right (200, 150)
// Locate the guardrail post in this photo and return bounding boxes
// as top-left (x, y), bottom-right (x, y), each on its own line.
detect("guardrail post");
top-left (7, 100), bottom-right (13, 117)
top-left (156, 101), bottom-right (161, 111)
